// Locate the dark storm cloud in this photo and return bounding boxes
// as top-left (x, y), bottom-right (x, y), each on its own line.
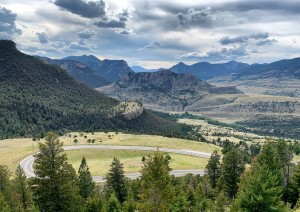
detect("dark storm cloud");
top-left (36, 32), bottom-right (49, 43)
top-left (54, 0), bottom-right (106, 18)
top-left (77, 29), bottom-right (95, 39)
top-left (0, 6), bottom-right (21, 39)
top-left (220, 33), bottom-right (269, 45)
top-left (177, 7), bottom-right (213, 28)
top-left (93, 9), bottom-right (129, 29)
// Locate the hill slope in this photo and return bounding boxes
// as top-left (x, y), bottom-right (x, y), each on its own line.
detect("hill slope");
top-left (0, 40), bottom-right (195, 139)
top-left (37, 56), bottom-right (109, 88)
top-left (97, 70), bottom-right (242, 111)
top-left (64, 55), bottom-right (134, 82)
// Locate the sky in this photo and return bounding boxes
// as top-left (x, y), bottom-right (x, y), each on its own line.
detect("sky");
top-left (1, 0), bottom-right (300, 69)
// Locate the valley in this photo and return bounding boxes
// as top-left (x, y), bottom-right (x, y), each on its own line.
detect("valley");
top-left (2, 0), bottom-right (300, 210)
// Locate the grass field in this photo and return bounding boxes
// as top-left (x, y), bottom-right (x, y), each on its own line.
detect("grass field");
top-left (178, 118), bottom-right (266, 144)
top-left (60, 132), bottom-right (220, 152)
top-left (66, 149), bottom-right (208, 176)
top-left (0, 132), bottom-right (219, 174)
top-left (0, 138), bottom-right (40, 173)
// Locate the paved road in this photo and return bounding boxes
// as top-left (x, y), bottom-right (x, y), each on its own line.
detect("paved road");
top-left (20, 145), bottom-right (209, 182)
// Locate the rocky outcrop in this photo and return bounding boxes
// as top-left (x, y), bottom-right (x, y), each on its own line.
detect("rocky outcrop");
top-left (97, 70), bottom-right (243, 111)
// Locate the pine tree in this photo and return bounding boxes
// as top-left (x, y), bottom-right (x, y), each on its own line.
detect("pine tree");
top-left (31, 132), bottom-right (82, 211)
top-left (12, 165), bottom-right (34, 211)
top-left (221, 149), bottom-right (245, 199)
top-left (107, 193), bottom-right (122, 212)
top-left (232, 163), bottom-right (286, 211)
top-left (78, 157), bottom-right (95, 201)
top-left (84, 196), bottom-right (105, 212)
top-left (288, 163), bottom-right (300, 208)
top-left (106, 157), bottom-right (127, 203)
top-left (137, 152), bottom-right (175, 212)
top-left (275, 140), bottom-right (293, 203)
top-left (0, 165), bottom-right (10, 193)
top-left (0, 192), bottom-right (10, 212)
top-left (205, 150), bottom-right (221, 188)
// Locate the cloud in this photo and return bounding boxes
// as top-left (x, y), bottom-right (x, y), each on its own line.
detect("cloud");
top-left (177, 7), bottom-right (213, 28)
top-left (115, 29), bottom-right (134, 36)
top-left (181, 46), bottom-right (249, 61)
top-left (93, 9), bottom-right (130, 29)
top-left (54, 0), bottom-right (106, 18)
top-left (138, 42), bottom-right (161, 51)
top-left (36, 32), bottom-right (49, 44)
top-left (0, 6), bottom-right (21, 39)
top-left (256, 38), bottom-right (277, 46)
top-left (94, 19), bottom-right (125, 28)
top-left (77, 28), bottom-right (95, 39)
top-left (220, 32), bottom-right (269, 45)
top-left (69, 42), bottom-right (91, 51)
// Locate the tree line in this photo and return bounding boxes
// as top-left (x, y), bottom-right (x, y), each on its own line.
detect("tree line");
top-left (1, 132), bottom-right (300, 211)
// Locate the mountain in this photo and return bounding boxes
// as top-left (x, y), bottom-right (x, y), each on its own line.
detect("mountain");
top-left (170, 61), bottom-right (249, 80)
top-left (0, 40), bottom-right (195, 139)
top-left (131, 65), bottom-right (163, 73)
top-left (208, 57), bottom-right (300, 97)
top-left (37, 56), bottom-right (109, 88)
top-left (235, 57), bottom-right (300, 79)
top-left (97, 69), bottom-right (242, 111)
top-left (64, 55), bottom-right (134, 82)
top-left (131, 65), bottom-right (149, 73)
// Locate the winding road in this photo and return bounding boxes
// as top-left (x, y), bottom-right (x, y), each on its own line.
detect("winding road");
top-left (20, 145), bottom-right (210, 182)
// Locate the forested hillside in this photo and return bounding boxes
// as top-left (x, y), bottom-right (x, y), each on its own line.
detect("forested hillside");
top-left (0, 40), bottom-right (195, 139)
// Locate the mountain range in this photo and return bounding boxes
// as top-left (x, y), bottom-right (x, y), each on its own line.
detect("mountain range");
top-left (37, 56), bottom-right (110, 88)
top-left (64, 55), bottom-right (134, 82)
top-left (170, 61), bottom-right (249, 80)
top-left (130, 65), bottom-right (163, 73)
top-left (97, 70), bottom-right (242, 111)
top-left (0, 40), bottom-right (194, 139)
top-left (208, 58), bottom-right (300, 97)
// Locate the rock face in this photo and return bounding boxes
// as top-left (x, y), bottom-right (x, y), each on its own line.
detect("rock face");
top-left (63, 55), bottom-right (134, 82)
top-left (97, 70), bottom-right (243, 111)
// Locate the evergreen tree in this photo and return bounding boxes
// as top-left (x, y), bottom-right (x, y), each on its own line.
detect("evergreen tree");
top-left (12, 165), bottom-right (34, 211)
top-left (0, 165), bottom-right (10, 193)
top-left (31, 132), bottom-right (82, 211)
top-left (276, 140), bottom-right (293, 203)
top-left (205, 150), bottom-right (221, 188)
top-left (78, 157), bottom-right (95, 201)
top-left (106, 157), bottom-right (128, 203)
top-left (213, 191), bottom-right (227, 212)
top-left (84, 196), bottom-right (105, 212)
top-left (122, 196), bottom-right (136, 212)
top-left (137, 152), bottom-right (175, 211)
top-left (232, 163), bottom-right (286, 211)
top-left (221, 149), bottom-right (245, 199)
top-left (107, 193), bottom-right (122, 212)
top-left (288, 163), bottom-right (300, 208)
top-left (0, 192), bottom-right (10, 212)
